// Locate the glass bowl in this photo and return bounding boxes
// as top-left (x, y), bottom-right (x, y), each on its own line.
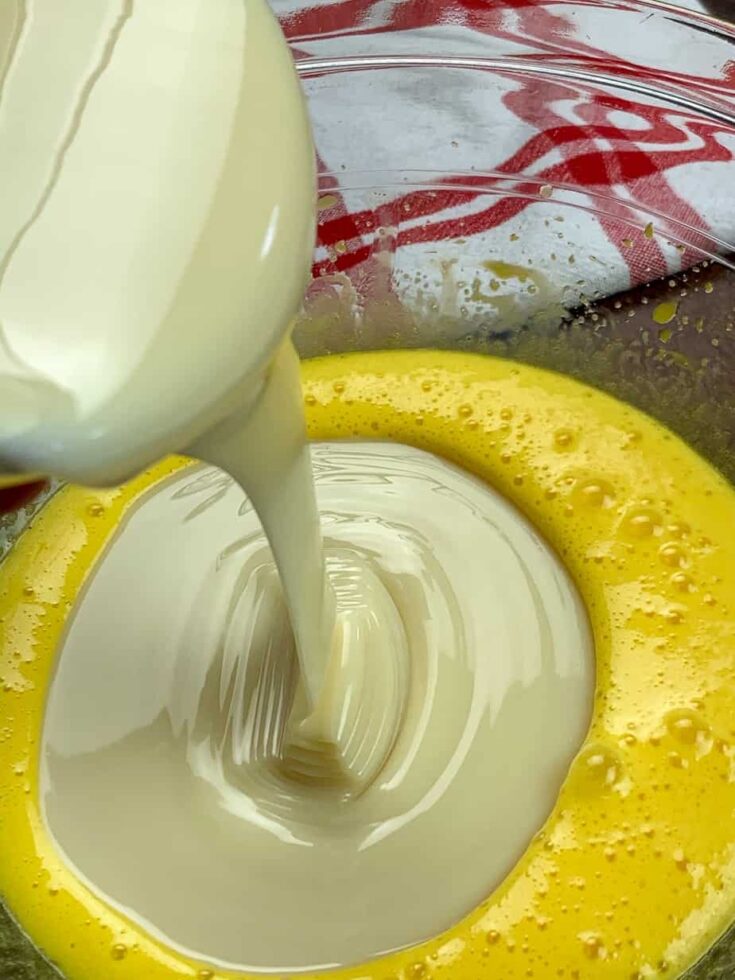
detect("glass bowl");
top-left (290, 0), bottom-right (735, 485)
top-left (4, 0), bottom-right (735, 976)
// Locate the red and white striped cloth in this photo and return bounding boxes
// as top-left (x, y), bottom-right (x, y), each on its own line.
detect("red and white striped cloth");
top-left (272, 0), bottom-right (735, 334)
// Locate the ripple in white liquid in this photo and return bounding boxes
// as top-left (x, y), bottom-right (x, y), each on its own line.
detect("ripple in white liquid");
top-left (41, 442), bottom-right (594, 973)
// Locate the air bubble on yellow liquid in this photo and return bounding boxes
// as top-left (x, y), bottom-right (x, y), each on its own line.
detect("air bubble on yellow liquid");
top-left (573, 478), bottom-right (616, 509)
top-left (579, 932), bottom-right (607, 960)
top-left (659, 542), bottom-right (686, 567)
top-left (621, 506), bottom-right (663, 539)
top-left (568, 744), bottom-right (624, 794)
top-left (553, 428), bottom-right (575, 451)
top-left (665, 709), bottom-right (713, 755)
top-left (670, 572), bottom-right (694, 594)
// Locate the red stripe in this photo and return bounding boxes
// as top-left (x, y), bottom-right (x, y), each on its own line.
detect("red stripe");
top-left (291, 0), bottom-right (725, 288)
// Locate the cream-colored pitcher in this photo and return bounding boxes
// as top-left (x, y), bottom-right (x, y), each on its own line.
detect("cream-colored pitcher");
top-left (0, 0), bottom-right (315, 489)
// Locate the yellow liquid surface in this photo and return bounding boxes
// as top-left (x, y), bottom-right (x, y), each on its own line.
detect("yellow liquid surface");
top-left (2, 350), bottom-right (735, 979)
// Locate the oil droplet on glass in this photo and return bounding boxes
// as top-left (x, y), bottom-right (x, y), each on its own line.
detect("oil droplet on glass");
top-left (317, 195), bottom-right (338, 212)
top-left (652, 301), bottom-right (678, 326)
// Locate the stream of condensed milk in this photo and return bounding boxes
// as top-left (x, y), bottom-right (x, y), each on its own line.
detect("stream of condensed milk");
top-left (1, 0), bottom-right (594, 973)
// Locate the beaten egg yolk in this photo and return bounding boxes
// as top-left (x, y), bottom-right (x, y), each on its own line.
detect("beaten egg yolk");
top-left (1, 350), bottom-right (735, 980)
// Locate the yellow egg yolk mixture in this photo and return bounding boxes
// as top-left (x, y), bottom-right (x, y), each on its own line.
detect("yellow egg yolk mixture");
top-left (1, 350), bottom-right (735, 980)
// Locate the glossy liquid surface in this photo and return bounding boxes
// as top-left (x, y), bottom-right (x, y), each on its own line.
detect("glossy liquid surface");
top-left (1, 352), bottom-right (734, 978)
